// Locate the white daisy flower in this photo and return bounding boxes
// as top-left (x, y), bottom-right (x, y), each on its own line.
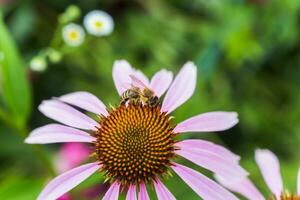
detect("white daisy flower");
top-left (83, 10), bottom-right (114, 36)
top-left (30, 56), bottom-right (47, 72)
top-left (62, 23), bottom-right (85, 46)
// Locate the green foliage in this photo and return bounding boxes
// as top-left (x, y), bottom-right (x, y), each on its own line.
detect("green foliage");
top-left (0, 10), bottom-right (32, 129)
top-left (0, 174), bottom-right (42, 200)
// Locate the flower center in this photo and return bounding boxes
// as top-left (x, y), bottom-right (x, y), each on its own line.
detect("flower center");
top-left (94, 21), bottom-right (103, 28)
top-left (69, 31), bottom-right (78, 41)
top-left (94, 103), bottom-right (176, 185)
top-left (270, 193), bottom-right (300, 200)
top-left (281, 194), bottom-right (300, 200)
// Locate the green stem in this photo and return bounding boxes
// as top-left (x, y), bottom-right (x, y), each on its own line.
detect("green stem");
top-left (19, 126), bottom-right (56, 176)
top-left (0, 108), bottom-right (56, 176)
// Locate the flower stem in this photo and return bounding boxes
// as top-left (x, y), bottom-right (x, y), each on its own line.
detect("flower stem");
top-left (0, 108), bottom-right (56, 176)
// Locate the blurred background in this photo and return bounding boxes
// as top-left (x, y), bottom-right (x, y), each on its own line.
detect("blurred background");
top-left (1, 0), bottom-right (300, 199)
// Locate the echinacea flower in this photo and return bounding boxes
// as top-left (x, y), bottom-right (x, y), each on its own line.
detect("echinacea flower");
top-left (83, 10), bottom-right (114, 36)
top-left (215, 149), bottom-right (300, 200)
top-left (25, 60), bottom-right (246, 200)
top-left (62, 23), bottom-right (85, 46)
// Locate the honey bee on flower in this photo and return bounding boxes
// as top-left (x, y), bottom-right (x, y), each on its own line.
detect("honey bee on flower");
top-left (25, 60), bottom-right (245, 200)
top-left (120, 75), bottom-right (160, 107)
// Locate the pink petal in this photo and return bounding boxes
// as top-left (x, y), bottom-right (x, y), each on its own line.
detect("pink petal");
top-left (138, 182), bottom-right (150, 200)
top-left (150, 69), bottom-right (173, 97)
top-left (161, 62), bottom-right (197, 114)
top-left (176, 140), bottom-right (248, 180)
top-left (154, 178), bottom-right (176, 200)
top-left (59, 91), bottom-right (108, 116)
top-left (130, 74), bottom-right (148, 89)
top-left (297, 168), bottom-right (300, 195)
top-left (102, 182), bottom-right (120, 200)
top-left (37, 162), bottom-right (101, 200)
top-left (255, 149), bottom-right (283, 197)
top-left (171, 163), bottom-right (238, 200)
top-left (56, 143), bottom-right (91, 173)
top-left (112, 60), bottom-right (134, 95)
top-left (38, 100), bottom-right (98, 130)
top-left (177, 139), bottom-right (240, 162)
top-left (25, 124), bottom-right (95, 144)
top-left (133, 70), bottom-right (149, 86)
top-left (126, 184), bottom-right (137, 200)
top-left (215, 174), bottom-right (264, 200)
top-left (174, 112), bottom-right (238, 133)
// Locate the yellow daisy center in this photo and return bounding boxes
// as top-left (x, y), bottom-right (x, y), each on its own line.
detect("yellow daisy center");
top-left (68, 31), bottom-right (79, 41)
top-left (94, 21), bottom-right (103, 28)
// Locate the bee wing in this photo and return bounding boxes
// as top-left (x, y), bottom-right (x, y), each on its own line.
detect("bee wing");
top-left (120, 82), bottom-right (133, 92)
top-left (129, 74), bottom-right (148, 89)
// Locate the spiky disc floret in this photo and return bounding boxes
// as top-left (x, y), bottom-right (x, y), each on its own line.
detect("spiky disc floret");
top-left (269, 192), bottom-right (300, 200)
top-left (94, 103), bottom-right (176, 185)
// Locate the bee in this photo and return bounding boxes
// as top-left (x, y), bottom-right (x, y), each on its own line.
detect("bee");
top-left (139, 87), bottom-right (159, 107)
top-left (120, 75), bottom-right (160, 107)
top-left (120, 86), bottom-right (141, 105)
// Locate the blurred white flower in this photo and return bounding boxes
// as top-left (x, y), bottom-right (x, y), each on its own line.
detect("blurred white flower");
top-left (62, 23), bottom-right (85, 46)
top-left (30, 56), bottom-right (47, 72)
top-left (83, 10), bottom-right (114, 36)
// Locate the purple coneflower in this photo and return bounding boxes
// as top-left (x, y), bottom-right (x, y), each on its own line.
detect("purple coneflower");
top-left (25, 60), bottom-right (246, 200)
top-left (215, 149), bottom-right (300, 200)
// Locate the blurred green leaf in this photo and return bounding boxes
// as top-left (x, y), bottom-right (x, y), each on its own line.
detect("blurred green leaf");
top-left (75, 171), bottom-right (104, 190)
top-left (0, 174), bottom-right (42, 200)
top-left (0, 11), bottom-right (32, 128)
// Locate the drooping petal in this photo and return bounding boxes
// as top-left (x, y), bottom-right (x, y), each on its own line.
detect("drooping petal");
top-left (171, 163), bottom-right (238, 200)
top-left (150, 69), bottom-right (173, 97)
top-left (176, 140), bottom-right (247, 180)
top-left (25, 124), bottom-right (95, 144)
top-left (59, 91), bottom-right (108, 116)
top-left (161, 62), bottom-right (197, 114)
top-left (112, 60), bottom-right (134, 95)
top-left (297, 168), bottom-right (300, 195)
top-left (154, 178), bottom-right (176, 200)
top-left (37, 162), bottom-right (101, 200)
top-left (56, 143), bottom-right (91, 173)
top-left (39, 100), bottom-right (98, 130)
top-left (174, 112), bottom-right (238, 133)
top-left (102, 182), bottom-right (120, 200)
top-left (214, 174), bottom-right (264, 200)
top-left (138, 182), bottom-right (150, 200)
top-left (255, 149), bottom-right (283, 197)
top-left (177, 139), bottom-right (240, 162)
top-left (126, 184), bottom-right (137, 200)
